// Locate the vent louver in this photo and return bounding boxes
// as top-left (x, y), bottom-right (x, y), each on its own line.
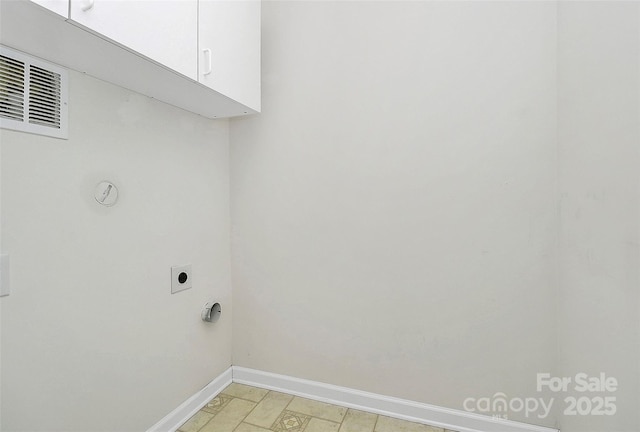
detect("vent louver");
top-left (0, 46), bottom-right (68, 139)
top-left (0, 54), bottom-right (25, 122)
top-left (29, 65), bottom-right (62, 129)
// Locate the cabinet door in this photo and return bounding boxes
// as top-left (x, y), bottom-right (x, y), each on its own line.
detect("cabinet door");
top-left (199, 0), bottom-right (260, 112)
top-left (69, 0), bottom-right (197, 80)
top-left (30, 0), bottom-right (68, 17)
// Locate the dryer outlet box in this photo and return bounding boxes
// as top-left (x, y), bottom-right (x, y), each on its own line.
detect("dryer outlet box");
top-left (171, 264), bottom-right (192, 294)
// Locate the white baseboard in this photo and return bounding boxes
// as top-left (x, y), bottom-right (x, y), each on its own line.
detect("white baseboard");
top-left (147, 367), bottom-right (232, 432)
top-left (232, 367), bottom-right (559, 432)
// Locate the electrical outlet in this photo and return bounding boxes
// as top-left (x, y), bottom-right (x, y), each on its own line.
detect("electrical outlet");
top-left (171, 264), bottom-right (192, 294)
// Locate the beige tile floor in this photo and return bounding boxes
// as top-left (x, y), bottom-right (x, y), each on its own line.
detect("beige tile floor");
top-left (178, 383), bottom-right (459, 432)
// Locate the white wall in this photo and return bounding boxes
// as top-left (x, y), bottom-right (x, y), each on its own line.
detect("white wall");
top-left (0, 71), bottom-right (232, 431)
top-left (231, 1), bottom-right (559, 427)
top-left (2, 3), bottom-right (637, 432)
top-left (558, 2), bottom-right (640, 432)
top-left (0, 108), bottom-right (3, 426)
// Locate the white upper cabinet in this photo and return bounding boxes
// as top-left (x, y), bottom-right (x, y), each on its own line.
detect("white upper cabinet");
top-left (69, 0), bottom-right (198, 80)
top-left (3, 0), bottom-right (259, 118)
top-left (30, 0), bottom-right (68, 17)
top-left (198, 0), bottom-right (261, 112)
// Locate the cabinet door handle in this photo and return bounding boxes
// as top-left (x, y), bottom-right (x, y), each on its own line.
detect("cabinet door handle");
top-left (81, 0), bottom-right (94, 11)
top-left (203, 49), bottom-right (212, 76)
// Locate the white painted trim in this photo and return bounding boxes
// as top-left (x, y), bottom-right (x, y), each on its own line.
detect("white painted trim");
top-left (232, 367), bottom-right (559, 432)
top-left (147, 367), bottom-right (232, 432)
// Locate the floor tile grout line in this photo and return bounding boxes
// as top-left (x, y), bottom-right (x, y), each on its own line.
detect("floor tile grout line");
top-left (243, 393), bottom-right (291, 429)
top-left (184, 384), bottom-right (457, 432)
top-left (338, 408), bottom-right (378, 432)
top-left (288, 410), bottom-right (345, 427)
top-left (207, 400), bottom-right (234, 432)
top-left (196, 410), bottom-right (217, 432)
top-left (230, 390), bottom-right (267, 432)
top-left (178, 408), bottom-right (214, 432)
top-left (199, 393), bottom-right (235, 431)
top-left (190, 389), bottom-right (260, 432)
top-left (221, 390), bottom-right (269, 405)
top-left (336, 409), bottom-right (346, 432)
top-left (372, 411), bottom-right (380, 432)
top-left (284, 394), bottom-right (295, 411)
top-left (311, 414), bottom-right (342, 431)
top-left (338, 408), bottom-right (350, 432)
top-left (285, 395), bottom-right (349, 424)
top-left (242, 398), bottom-right (296, 430)
top-left (242, 389), bottom-right (293, 431)
top-left (267, 410), bottom-right (339, 432)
